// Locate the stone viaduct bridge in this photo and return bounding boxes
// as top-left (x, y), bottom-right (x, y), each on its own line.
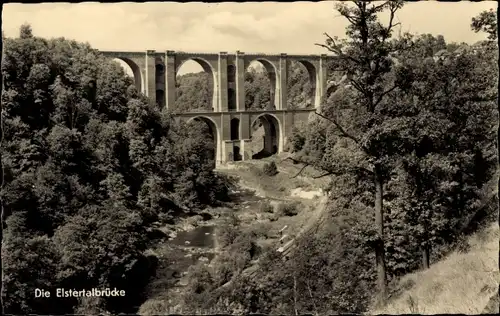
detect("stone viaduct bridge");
top-left (100, 50), bottom-right (333, 165)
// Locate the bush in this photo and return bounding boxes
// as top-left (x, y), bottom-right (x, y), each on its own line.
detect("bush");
top-left (230, 232), bottom-right (261, 260)
top-left (262, 161), bottom-right (278, 176)
top-left (247, 222), bottom-right (272, 239)
top-left (216, 219), bottom-right (240, 248)
top-left (185, 215), bottom-right (204, 227)
top-left (259, 201), bottom-right (274, 213)
top-left (213, 250), bottom-right (251, 286)
top-left (276, 201), bottom-right (301, 217)
top-left (288, 125), bottom-right (306, 153)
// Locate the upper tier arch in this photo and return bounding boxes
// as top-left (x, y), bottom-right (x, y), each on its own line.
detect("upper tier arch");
top-left (100, 50), bottom-right (332, 110)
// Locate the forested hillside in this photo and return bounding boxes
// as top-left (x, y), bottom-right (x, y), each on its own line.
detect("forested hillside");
top-left (1, 25), bottom-right (229, 314)
top-left (162, 2), bottom-right (498, 314)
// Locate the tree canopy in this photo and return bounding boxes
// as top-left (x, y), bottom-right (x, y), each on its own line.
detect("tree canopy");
top-left (1, 26), bottom-right (229, 314)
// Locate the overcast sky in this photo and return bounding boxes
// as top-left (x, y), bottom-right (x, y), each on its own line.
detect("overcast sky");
top-left (3, 1), bottom-right (496, 74)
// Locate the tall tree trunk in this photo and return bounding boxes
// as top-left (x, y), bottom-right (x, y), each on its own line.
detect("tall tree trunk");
top-left (421, 244), bottom-right (430, 270)
top-left (293, 274), bottom-right (298, 315)
top-left (0, 75), bottom-right (4, 314)
top-left (421, 210), bottom-right (430, 270)
top-left (497, 3), bottom-right (500, 251)
top-left (374, 164), bottom-right (387, 306)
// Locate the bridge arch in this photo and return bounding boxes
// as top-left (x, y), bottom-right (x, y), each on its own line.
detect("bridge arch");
top-left (245, 58), bottom-right (278, 110)
top-left (298, 60), bottom-right (318, 108)
top-left (186, 115), bottom-right (221, 164)
top-left (114, 57), bottom-right (144, 94)
top-left (175, 57), bottom-right (216, 112)
top-left (155, 56), bottom-right (166, 107)
top-left (230, 117), bottom-right (240, 140)
top-left (250, 113), bottom-right (283, 159)
top-left (288, 60), bottom-right (317, 109)
top-left (227, 64), bottom-right (237, 111)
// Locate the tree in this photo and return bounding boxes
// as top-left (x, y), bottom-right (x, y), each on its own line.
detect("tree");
top-left (471, 9), bottom-right (497, 41)
top-left (245, 68), bottom-right (272, 110)
top-left (298, 1), bottom-right (410, 305)
top-left (472, 8), bottom-right (499, 236)
top-left (173, 62), bottom-right (314, 112)
top-left (390, 37), bottom-right (497, 270)
top-left (1, 25), bottom-right (228, 314)
top-left (19, 23), bottom-right (33, 39)
top-left (287, 61), bottom-right (314, 109)
top-left (175, 72), bottom-right (213, 112)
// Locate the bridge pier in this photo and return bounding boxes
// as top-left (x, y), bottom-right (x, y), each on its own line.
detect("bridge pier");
top-left (240, 139), bottom-right (252, 161)
top-left (99, 50), bottom-right (331, 166)
top-left (169, 109), bottom-right (314, 165)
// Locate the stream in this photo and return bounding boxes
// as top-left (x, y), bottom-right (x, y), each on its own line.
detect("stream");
top-left (155, 187), bottom-right (271, 291)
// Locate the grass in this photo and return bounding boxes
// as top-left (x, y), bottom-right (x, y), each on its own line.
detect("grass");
top-left (371, 223), bottom-right (499, 315)
top-left (217, 153), bottom-right (329, 199)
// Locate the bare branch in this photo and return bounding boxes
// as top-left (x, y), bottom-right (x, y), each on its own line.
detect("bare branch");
top-left (312, 172), bottom-right (334, 179)
top-left (337, 5), bottom-right (359, 26)
top-left (286, 154), bottom-right (373, 182)
top-left (324, 32), bottom-right (340, 50)
top-left (312, 166), bottom-right (373, 179)
top-left (385, 7), bottom-right (396, 41)
top-left (283, 156), bottom-right (303, 164)
top-left (316, 33), bottom-right (362, 64)
top-left (373, 84), bottom-right (398, 108)
top-left (287, 156), bottom-right (329, 179)
top-left (283, 157), bottom-right (312, 178)
top-left (349, 78), bottom-right (367, 95)
top-left (292, 164), bottom-right (310, 178)
top-left (372, 1), bottom-right (391, 13)
top-left (314, 111), bottom-right (362, 146)
top-left (315, 43), bottom-right (340, 55)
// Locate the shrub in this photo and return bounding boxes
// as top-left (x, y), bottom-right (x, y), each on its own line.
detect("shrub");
top-left (269, 213), bottom-right (279, 222)
top-left (216, 218), bottom-right (241, 248)
top-left (213, 250), bottom-right (251, 285)
top-left (213, 256), bottom-right (236, 286)
top-left (259, 201), bottom-right (274, 213)
top-left (230, 232), bottom-right (261, 260)
top-left (186, 263), bottom-right (214, 295)
top-left (276, 201), bottom-right (301, 217)
top-left (185, 215), bottom-right (203, 227)
top-left (288, 125), bottom-right (306, 153)
top-left (248, 222), bottom-right (272, 239)
top-left (262, 161), bottom-right (278, 176)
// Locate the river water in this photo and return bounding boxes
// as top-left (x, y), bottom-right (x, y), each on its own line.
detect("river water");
top-left (169, 225), bottom-right (215, 248)
top-left (157, 187), bottom-right (268, 289)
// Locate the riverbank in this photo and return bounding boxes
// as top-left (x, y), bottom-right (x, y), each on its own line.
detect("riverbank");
top-left (138, 155), bottom-right (331, 314)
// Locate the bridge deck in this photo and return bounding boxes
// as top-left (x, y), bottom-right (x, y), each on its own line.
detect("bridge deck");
top-left (172, 108), bottom-right (316, 117)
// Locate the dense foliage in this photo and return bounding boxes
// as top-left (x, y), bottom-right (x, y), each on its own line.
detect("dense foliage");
top-left (177, 3), bottom-right (497, 315)
top-left (1, 25), bottom-right (228, 314)
top-left (286, 2), bottom-right (498, 310)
